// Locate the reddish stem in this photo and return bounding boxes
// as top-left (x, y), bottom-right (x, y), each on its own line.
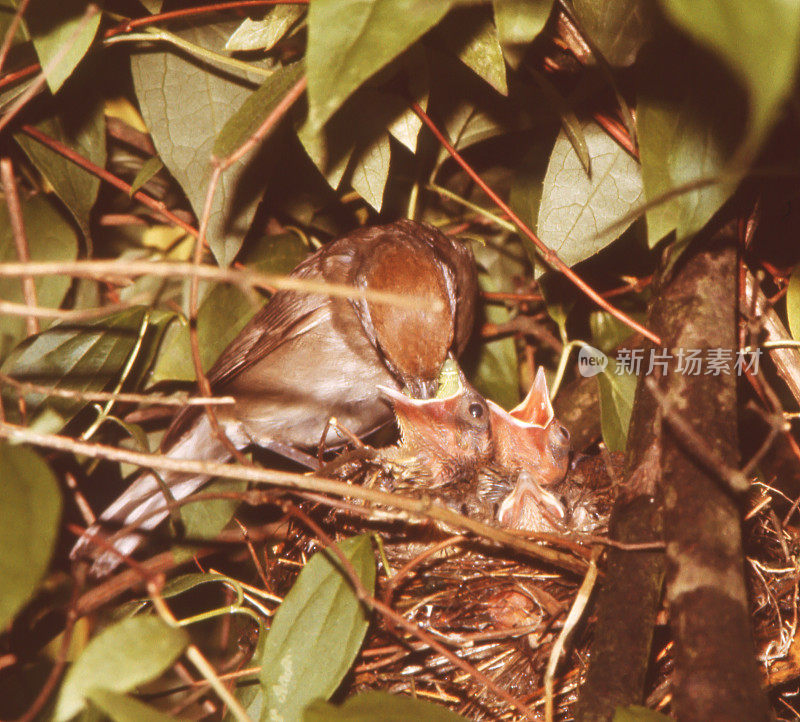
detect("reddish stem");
top-left (412, 102), bottom-right (661, 345)
top-left (20, 125), bottom-right (199, 238)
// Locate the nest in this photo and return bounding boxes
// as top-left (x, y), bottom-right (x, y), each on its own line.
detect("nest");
top-left (243, 447), bottom-right (800, 721)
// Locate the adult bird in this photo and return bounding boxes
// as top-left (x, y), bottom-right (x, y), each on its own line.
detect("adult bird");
top-left (72, 220), bottom-right (478, 576)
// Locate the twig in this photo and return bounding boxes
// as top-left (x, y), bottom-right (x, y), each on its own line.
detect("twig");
top-left (285, 504), bottom-right (541, 721)
top-left (412, 102), bottom-right (661, 346)
top-left (19, 125), bottom-right (199, 238)
top-left (0, 258), bottom-right (431, 309)
top-left (0, 157), bottom-right (38, 335)
top-left (0, 422), bottom-right (587, 573)
top-left (644, 377), bottom-right (750, 493)
top-left (0, 0), bottom-right (31, 74)
top-left (0, 5), bottom-right (100, 135)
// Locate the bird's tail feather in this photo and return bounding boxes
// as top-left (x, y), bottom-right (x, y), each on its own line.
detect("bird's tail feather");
top-left (71, 414), bottom-right (239, 577)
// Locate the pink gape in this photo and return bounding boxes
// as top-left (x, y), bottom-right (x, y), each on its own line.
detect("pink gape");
top-left (488, 368), bottom-right (571, 532)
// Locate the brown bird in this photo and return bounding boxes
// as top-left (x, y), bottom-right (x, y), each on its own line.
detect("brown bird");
top-left (72, 220), bottom-right (477, 576)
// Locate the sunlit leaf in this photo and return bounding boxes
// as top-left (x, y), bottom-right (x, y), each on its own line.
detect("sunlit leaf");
top-left (130, 21), bottom-right (272, 266)
top-left (1, 307), bottom-right (149, 427)
top-left (305, 0), bottom-right (453, 130)
top-left (537, 121), bottom-right (643, 269)
top-left (305, 691), bottom-right (469, 722)
top-left (258, 535), bottom-right (376, 722)
top-left (492, 0), bottom-right (553, 67)
top-left (597, 357), bottom-right (636, 452)
top-left (0, 443), bottom-right (61, 630)
top-left (658, 0), bottom-right (800, 150)
top-left (439, 7), bottom-right (507, 96)
top-left (54, 616), bottom-right (187, 721)
top-left (350, 128), bottom-right (391, 212)
top-left (637, 40), bottom-right (745, 246)
top-left (128, 156), bottom-right (163, 196)
top-left (26, 0), bottom-right (101, 92)
top-left (225, 6), bottom-right (305, 52)
top-left (787, 266), bottom-right (800, 342)
top-left (0, 195), bottom-right (78, 356)
top-left (214, 62), bottom-right (305, 158)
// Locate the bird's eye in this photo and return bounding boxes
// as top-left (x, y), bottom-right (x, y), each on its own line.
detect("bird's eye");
top-left (559, 425), bottom-right (570, 442)
top-left (468, 402), bottom-right (484, 418)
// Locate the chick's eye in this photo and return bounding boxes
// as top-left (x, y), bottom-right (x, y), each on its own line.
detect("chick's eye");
top-left (468, 402), bottom-right (484, 419)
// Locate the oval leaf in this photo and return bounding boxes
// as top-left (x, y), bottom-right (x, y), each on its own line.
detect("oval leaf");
top-left (658, 0), bottom-right (800, 148)
top-left (26, 0), bottom-right (101, 92)
top-left (0, 195), bottom-right (78, 356)
top-left (1, 307), bottom-right (148, 427)
top-left (787, 265), bottom-right (800, 342)
top-left (306, 0), bottom-right (453, 130)
top-left (637, 40), bottom-right (744, 246)
top-left (304, 691), bottom-right (468, 722)
top-left (130, 22), bottom-right (272, 266)
top-left (258, 535), bottom-right (376, 722)
top-left (537, 121), bottom-right (643, 269)
top-left (54, 616), bottom-right (188, 721)
top-left (0, 443), bottom-right (62, 630)
top-left (597, 357), bottom-right (636, 452)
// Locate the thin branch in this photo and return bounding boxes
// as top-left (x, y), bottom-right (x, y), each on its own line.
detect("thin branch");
top-left (19, 125), bottom-right (199, 238)
top-left (285, 504), bottom-right (540, 721)
top-left (0, 157), bottom-right (38, 335)
top-left (0, 422), bottom-right (587, 573)
top-left (0, 5), bottom-right (100, 135)
top-left (0, 259), bottom-right (433, 310)
top-left (412, 102), bottom-right (661, 346)
top-left (0, 0), bottom-right (31, 74)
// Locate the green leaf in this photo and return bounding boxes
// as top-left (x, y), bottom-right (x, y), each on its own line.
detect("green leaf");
top-left (597, 357), bottom-right (636, 452)
top-left (537, 121), bottom-right (643, 269)
top-left (439, 7), bottom-right (507, 96)
top-left (1, 307), bottom-right (149, 427)
top-left (590, 311), bottom-right (637, 354)
top-left (130, 21), bottom-right (272, 266)
top-left (305, 0), bottom-right (454, 130)
top-left (613, 705), bottom-right (672, 722)
top-left (471, 242), bottom-right (522, 409)
top-left (658, 0), bottom-right (800, 150)
top-left (0, 443), bottom-right (62, 630)
top-left (492, 0), bottom-right (553, 67)
top-left (149, 283), bottom-right (257, 384)
top-left (571, 0), bottom-right (654, 66)
top-left (0, 195), bottom-right (78, 357)
top-left (15, 88), bottom-right (106, 241)
top-left (787, 265), bottom-right (800, 342)
top-left (258, 535), bottom-right (376, 722)
top-left (225, 6), bottom-right (305, 52)
top-left (213, 62), bottom-right (305, 159)
top-left (637, 40), bottom-right (745, 246)
top-left (87, 689), bottom-right (182, 722)
top-left (171, 478), bottom-right (248, 563)
top-left (129, 156), bottom-right (164, 196)
top-left (304, 691), bottom-right (469, 722)
top-left (26, 0), bottom-right (101, 93)
top-left (349, 128), bottom-right (391, 212)
top-left (54, 616), bottom-right (188, 722)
